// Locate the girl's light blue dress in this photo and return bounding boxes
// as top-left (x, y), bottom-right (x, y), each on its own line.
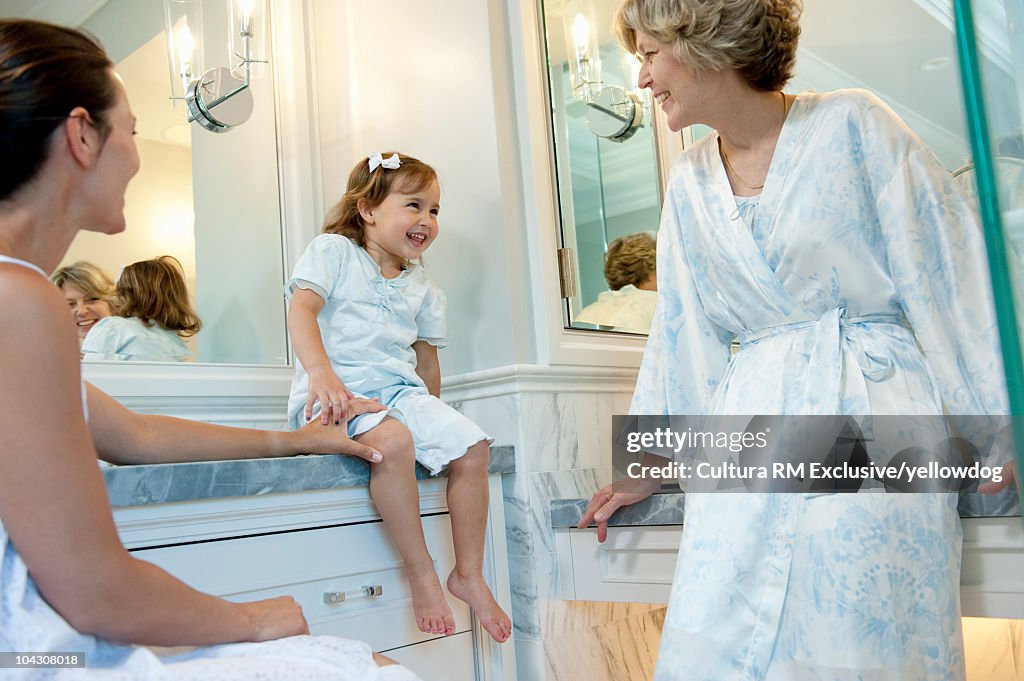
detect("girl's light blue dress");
top-left (0, 255), bottom-right (422, 680)
top-left (637, 90), bottom-right (1008, 680)
top-left (286, 235), bottom-right (490, 474)
top-left (80, 316), bottom-right (191, 362)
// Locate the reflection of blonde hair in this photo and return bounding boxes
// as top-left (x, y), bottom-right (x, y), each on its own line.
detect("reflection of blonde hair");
top-left (614, 0), bottom-right (802, 92)
top-left (51, 260), bottom-right (115, 300)
top-left (115, 256), bottom-right (201, 337)
top-left (604, 232), bottom-right (656, 290)
top-left (322, 152), bottom-right (439, 246)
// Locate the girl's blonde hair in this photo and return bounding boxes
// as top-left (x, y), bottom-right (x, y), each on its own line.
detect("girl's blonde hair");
top-left (115, 256), bottom-right (202, 337)
top-left (614, 0), bottom-right (802, 92)
top-left (51, 260), bottom-right (115, 300)
top-left (322, 152), bottom-right (439, 244)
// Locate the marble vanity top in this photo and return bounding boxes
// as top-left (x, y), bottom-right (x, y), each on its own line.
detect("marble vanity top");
top-left (103, 445), bottom-right (515, 507)
top-left (550, 490), bottom-right (686, 528)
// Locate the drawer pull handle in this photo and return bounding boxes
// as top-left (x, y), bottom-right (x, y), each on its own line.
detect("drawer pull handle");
top-left (323, 585), bottom-right (384, 604)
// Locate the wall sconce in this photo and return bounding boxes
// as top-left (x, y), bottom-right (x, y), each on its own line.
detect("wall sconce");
top-left (163, 0), bottom-right (268, 133)
top-left (562, 2), bottom-right (602, 103)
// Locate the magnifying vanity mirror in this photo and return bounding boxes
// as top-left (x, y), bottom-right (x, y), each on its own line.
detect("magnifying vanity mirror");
top-left (586, 86), bottom-right (644, 141)
top-left (20, 0), bottom-right (290, 366)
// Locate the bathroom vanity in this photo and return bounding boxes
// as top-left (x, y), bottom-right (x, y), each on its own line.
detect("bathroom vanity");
top-left (104, 449), bottom-right (517, 681)
top-left (552, 493), bottom-right (1024, 619)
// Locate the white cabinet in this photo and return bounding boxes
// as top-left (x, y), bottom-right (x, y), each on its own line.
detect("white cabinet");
top-left (555, 517), bottom-right (1024, 618)
top-left (114, 476), bottom-right (516, 680)
top-left (134, 514), bottom-right (471, 650)
top-left (385, 632), bottom-right (477, 681)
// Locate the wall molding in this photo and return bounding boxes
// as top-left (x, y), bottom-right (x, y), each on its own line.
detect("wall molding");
top-left (441, 363), bottom-right (639, 401)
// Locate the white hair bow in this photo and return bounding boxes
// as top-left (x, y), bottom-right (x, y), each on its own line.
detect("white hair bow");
top-left (368, 152), bottom-right (401, 172)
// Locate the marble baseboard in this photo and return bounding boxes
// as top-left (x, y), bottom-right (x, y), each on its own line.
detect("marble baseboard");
top-left (105, 445), bottom-right (514, 507)
top-left (549, 491), bottom-right (685, 529)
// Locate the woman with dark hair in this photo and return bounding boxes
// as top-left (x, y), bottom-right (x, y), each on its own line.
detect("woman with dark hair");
top-left (0, 18), bottom-right (419, 680)
top-left (578, 1), bottom-right (1009, 678)
top-left (82, 255), bottom-right (202, 361)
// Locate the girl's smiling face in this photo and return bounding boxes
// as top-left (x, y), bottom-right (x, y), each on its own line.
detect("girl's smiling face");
top-left (359, 180), bottom-right (441, 275)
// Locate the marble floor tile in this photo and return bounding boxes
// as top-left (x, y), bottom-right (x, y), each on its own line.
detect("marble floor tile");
top-left (961, 618), bottom-right (1015, 681)
top-left (594, 606), bottom-right (666, 681)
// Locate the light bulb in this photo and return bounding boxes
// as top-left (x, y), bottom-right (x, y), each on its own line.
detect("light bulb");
top-left (572, 13), bottom-right (590, 54)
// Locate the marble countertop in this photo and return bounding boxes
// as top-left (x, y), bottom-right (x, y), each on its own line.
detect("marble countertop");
top-left (550, 490), bottom-right (685, 528)
top-left (104, 445), bottom-right (515, 507)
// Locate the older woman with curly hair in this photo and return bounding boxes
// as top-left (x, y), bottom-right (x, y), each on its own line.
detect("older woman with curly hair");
top-left (579, 1), bottom-right (1007, 679)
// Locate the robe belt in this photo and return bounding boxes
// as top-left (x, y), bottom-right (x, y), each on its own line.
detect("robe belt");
top-left (738, 307), bottom-right (909, 413)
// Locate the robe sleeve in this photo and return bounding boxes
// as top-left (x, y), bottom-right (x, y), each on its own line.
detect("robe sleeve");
top-left (630, 173), bottom-right (734, 416)
top-left (868, 101), bottom-right (1010, 416)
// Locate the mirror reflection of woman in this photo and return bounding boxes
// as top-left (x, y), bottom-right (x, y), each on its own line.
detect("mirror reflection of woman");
top-left (51, 260), bottom-right (114, 343)
top-left (577, 231), bottom-right (658, 333)
top-left (0, 18), bottom-right (420, 680)
top-left (579, 1), bottom-right (1011, 679)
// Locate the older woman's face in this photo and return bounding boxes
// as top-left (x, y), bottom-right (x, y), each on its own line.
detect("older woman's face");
top-left (62, 283), bottom-right (112, 341)
top-left (635, 33), bottom-right (702, 132)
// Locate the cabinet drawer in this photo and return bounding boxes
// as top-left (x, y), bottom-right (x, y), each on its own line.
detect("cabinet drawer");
top-left (557, 526), bottom-right (681, 603)
top-left (133, 514), bottom-right (470, 650)
top-left (383, 631), bottom-right (476, 681)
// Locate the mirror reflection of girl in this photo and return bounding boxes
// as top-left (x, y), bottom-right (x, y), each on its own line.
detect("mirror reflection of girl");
top-left (0, 17), bottom-right (421, 680)
top-left (51, 260), bottom-right (115, 343)
top-left (81, 255), bottom-right (200, 361)
top-left (287, 154), bottom-right (512, 643)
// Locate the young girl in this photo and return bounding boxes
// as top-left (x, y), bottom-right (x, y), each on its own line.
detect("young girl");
top-left (287, 152), bottom-right (512, 644)
top-left (81, 255), bottom-right (202, 361)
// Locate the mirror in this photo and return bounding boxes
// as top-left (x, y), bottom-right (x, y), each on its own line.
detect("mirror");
top-left (20, 0), bottom-right (289, 365)
top-left (586, 85), bottom-right (643, 140)
top-left (542, 0), bottom-right (664, 336)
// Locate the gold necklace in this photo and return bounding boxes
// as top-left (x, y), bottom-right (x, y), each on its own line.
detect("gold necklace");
top-left (720, 92), bottom-right (791, 191)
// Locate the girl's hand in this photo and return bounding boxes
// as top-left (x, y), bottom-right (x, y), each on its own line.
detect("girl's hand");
top-left (577, 476), bottom-right (662, 543)
top-left (306, 368), bottom-right (354, 426)
top-left (241, 596), bottom-right (310, 641)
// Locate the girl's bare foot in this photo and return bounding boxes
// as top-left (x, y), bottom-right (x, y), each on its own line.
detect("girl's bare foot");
top-left (447, 570), bottom-right (512, 643)
top-left (408, 567), bottom-right (456, 636)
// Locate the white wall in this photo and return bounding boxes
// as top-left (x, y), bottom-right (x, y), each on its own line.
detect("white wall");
top-left (309, 0), bottom-right (530, 376)
top-left (61, 136), bottom-right (196, 293)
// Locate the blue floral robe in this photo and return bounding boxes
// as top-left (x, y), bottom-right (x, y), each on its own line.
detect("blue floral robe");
top-left (633, 89), bottom-right (1009, 681)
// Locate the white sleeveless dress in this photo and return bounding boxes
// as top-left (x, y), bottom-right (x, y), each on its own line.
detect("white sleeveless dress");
top-left (0, 255), bottom-right (421, 680)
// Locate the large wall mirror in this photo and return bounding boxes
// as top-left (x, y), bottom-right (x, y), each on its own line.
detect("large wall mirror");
top-left (542, 0), bottom-right (664, 336)
top-left (5, 0), bottom-right (289, 366)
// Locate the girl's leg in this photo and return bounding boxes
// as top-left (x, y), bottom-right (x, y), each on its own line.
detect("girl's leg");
top-left (444, 441), bottom-right (512, 643)
top-left (357, 417), bottom-right (455, 636)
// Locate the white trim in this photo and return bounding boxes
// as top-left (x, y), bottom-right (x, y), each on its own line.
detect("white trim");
top-left (114, 480), bottom-right (450, 549)
top-left (440, 363), bottom-right (638, 401)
